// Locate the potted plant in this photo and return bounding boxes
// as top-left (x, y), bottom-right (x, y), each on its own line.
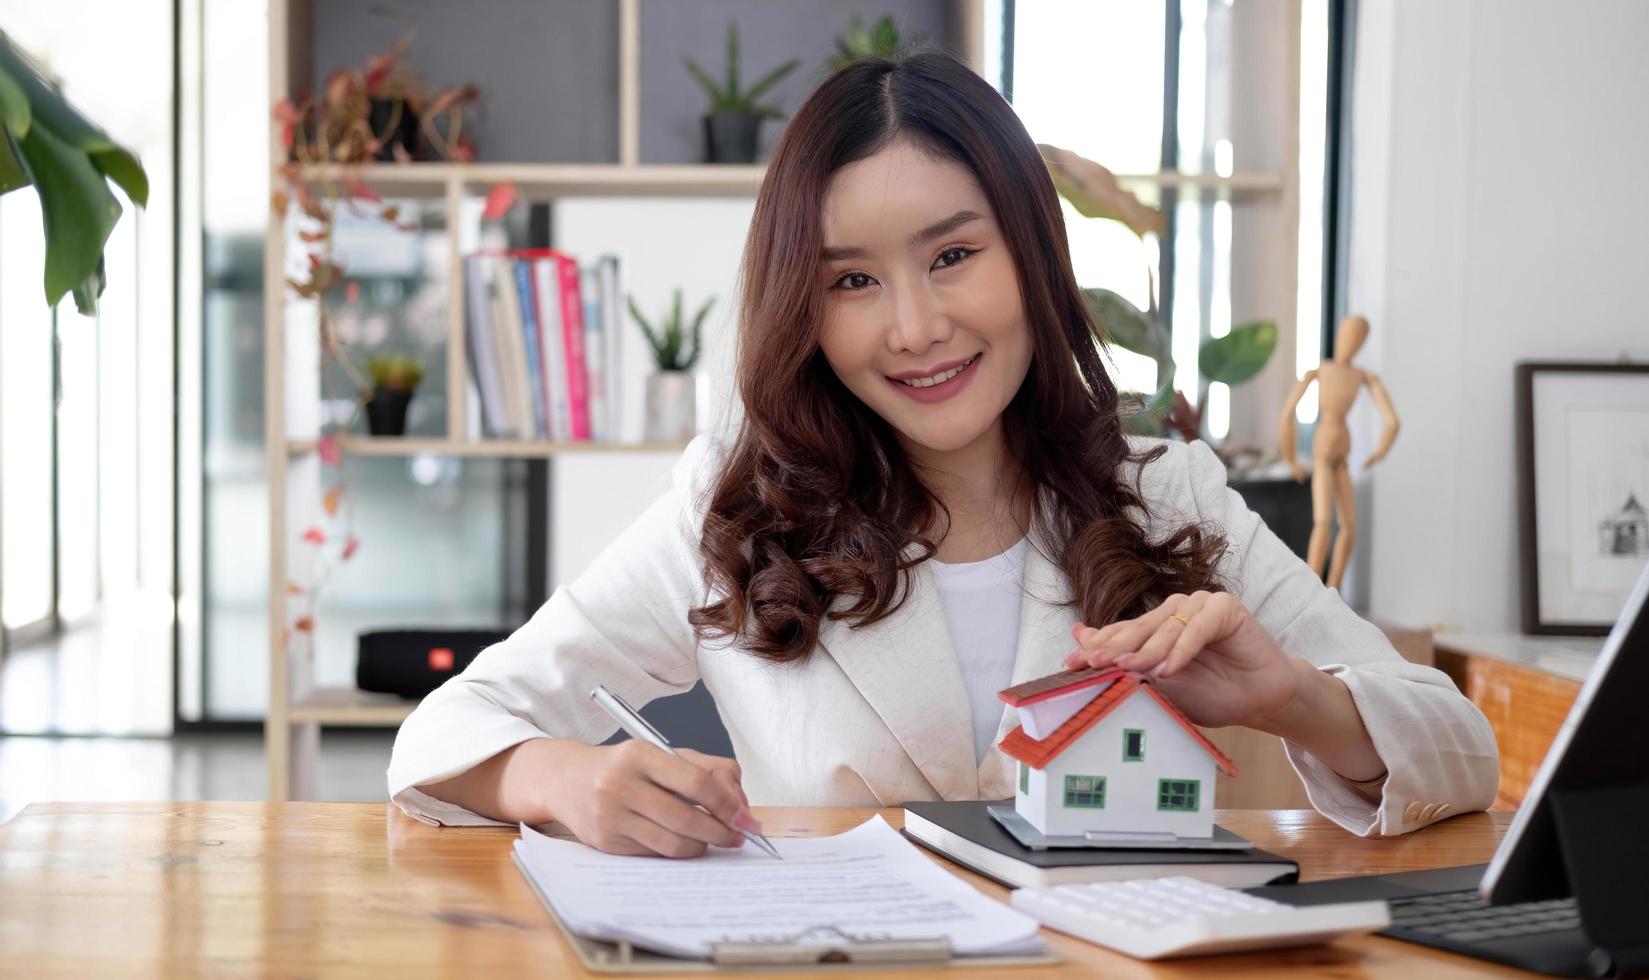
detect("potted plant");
top-left (628, 290), bottom-right (712, 443)
top-left (829, 15), bottom-right (904, 70)
top-left (1043, 142), bottom-right (1310, 558)
top-left (683, 21), bottom-right (798, 164)
top-left (363, 354), bottom-right (424, 436)
top-left (0, 31), bottom-right (149, 314)
top-left (271, 31), bottom-right (478, 433)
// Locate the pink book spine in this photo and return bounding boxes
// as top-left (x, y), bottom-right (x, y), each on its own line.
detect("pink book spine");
top-left (558, 255), bottom-right (591, 440)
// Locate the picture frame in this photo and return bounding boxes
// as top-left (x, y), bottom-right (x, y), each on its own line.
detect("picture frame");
top-left (1516, 362), bottom-right (1649, 634)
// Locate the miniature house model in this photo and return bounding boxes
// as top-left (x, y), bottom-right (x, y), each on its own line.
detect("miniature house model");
top-left (998, 667), bottom-right (1237, 839)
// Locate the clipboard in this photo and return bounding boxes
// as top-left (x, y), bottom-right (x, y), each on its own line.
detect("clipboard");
top-left (511, 851), bottom-right (1062, 972)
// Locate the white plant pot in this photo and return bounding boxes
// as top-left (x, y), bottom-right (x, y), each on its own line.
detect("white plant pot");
top-left (644, 372), bottom-right (696, 443)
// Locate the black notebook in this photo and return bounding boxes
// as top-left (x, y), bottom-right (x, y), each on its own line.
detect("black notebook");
top-left (902, 800), bottom-right (1299, 890)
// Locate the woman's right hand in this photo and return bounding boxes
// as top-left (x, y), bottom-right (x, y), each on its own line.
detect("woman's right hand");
top-left (539, 739), bottom-right (761, 858)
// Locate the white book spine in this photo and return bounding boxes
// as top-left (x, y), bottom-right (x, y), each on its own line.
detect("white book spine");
top-left (581, 265), bottom-right (607, 443)
top-left (464, 255), bottom-right (507, 437)
top-left (489, 256), bottom-right (536, 437)
top-left (601, 255), bottom-right (624, 442)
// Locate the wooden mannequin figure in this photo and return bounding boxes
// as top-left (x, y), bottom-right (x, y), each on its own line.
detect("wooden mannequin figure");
top-left (1279, 315), bottom-right (1400, 590)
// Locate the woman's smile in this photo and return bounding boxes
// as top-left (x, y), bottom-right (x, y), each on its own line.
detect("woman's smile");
top-left (886, 352), bottom-right (983, 404)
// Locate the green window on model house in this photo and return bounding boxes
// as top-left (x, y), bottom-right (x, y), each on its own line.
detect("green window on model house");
top-left (1063, 775), bottom-right (1106, 808)
top-left (1123, 729), bottom-right (1145, 761)
top-left (1157, 779), bottom-right (1201, 811)
top-left (1019, 762), bottom-right (1029, 794)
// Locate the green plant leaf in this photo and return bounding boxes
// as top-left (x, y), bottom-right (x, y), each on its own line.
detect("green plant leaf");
top-left (628, 293), bottom-right (669, 369)
top-left (742, 59), bottom-right (798, 104)
top-left (0, 36), bottom-right (111, 152)
top-left (70, 254), bottom-right (104, 316)
top-left (1083, 287), bottom-right (1177, 420)
top-left (0, 122), bottom-right (29, 195)
top-left (1039, 142), bottom-right (1164, 239)
top-left (0, 62), bottom-right (30, 136)
top-left (725, 21), bottom-right (739, 99)
top-left (1199, 320), bottom-right (1277, 386)
top-left (17, 120), bottom-right (121, 308)
top-left (1083, 287), bottom-right (1169, 363)
top-left (872, 16), bottom-right (899, 53)
top-left (683, 57), bottom-right (725, 104)
top-left (89, 146), bottom-right (147, 207)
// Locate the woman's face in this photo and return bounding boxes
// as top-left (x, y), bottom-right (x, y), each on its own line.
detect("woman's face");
top-left (817, 138), bottom-right (1033, 456)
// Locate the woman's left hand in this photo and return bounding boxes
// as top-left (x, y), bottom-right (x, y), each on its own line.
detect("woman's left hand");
top-left (1064, 591), bottom-right (1301, 730)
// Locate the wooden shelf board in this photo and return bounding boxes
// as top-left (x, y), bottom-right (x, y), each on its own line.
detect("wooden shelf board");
top-left (293, 162), bottom-right (766, 199)
top-left (286, 436), bottom-right (689, 458)
top-left (1121, 171), bottom-right (1284, 192)
top-left (287, 688), bottom-right (417, 726)
top-left (289, 162), bottom-right (1281, 200)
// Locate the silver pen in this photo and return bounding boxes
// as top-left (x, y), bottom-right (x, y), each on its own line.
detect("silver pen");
top-left (589, 684), bottom-right (782, 859)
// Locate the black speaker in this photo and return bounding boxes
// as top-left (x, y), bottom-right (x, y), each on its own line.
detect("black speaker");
top-left (355, 628), bottom-right (513, 699)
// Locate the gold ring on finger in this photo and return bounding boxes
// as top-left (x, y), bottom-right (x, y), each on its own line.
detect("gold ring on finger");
top-left (1170, 613), bottom-right (1191, 626)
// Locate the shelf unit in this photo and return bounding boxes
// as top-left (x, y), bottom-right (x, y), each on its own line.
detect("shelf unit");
top-left (263, 0), bottom-right (1288, 800)
top-left (261, 0), bottom-right (990, 801)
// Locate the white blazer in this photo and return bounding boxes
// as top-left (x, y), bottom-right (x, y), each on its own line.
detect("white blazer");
top-left (387, 434), bottom-right (1499, 837)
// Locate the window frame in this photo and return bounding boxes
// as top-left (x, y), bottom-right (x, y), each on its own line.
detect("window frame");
top-left (1123, 728), bottom-right (1146, 762)
top-left (1157, 778), bottom-right (1201, 812)
top-left (1063, 774), bottom-right (1107, 808)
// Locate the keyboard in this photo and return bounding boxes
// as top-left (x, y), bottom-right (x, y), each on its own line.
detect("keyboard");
top-left (1011, 876), bottom-right (1390, 960)
top-left (1385, 890), bottom-right (1581, 944)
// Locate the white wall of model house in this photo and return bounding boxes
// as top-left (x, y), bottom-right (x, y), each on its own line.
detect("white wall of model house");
top-left (1016, 691), bottom-right (1218, 839)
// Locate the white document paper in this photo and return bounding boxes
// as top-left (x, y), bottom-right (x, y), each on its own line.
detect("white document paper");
top-left (513, 814), bottom-right (1045, 960)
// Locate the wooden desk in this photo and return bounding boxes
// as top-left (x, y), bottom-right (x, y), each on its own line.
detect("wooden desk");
top-left (0, 802), bottom-right (1527, 978)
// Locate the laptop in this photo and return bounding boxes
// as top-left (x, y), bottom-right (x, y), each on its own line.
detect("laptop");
top-left (1247, 562), bottom-right (1649, 978)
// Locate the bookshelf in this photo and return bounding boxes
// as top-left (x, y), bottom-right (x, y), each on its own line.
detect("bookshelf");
top-left (262, 0), bottom-right (1287, 800)
top-left (261, 0), bottom-right (988, 801)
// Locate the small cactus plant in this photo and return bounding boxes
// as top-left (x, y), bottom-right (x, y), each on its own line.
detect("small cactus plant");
top-left (366, 354), bottom-right (424, 394)
top-left (683, 21), bottom-right (798, 119)
top-left (628, 290), bottom-right (712, 372)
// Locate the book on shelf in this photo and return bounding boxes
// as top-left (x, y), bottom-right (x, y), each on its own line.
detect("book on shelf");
top-left (484, 254), bottom-right (535, 438)
top-left (594, 255), bottom-right (623, 441)
top-left (512, 259), bottom-right (550, 438)
top-left (463, 248), bottom-right (623, 442)
top-left (530, 256), bottom-right (571, 440)
top-left (462, 255), bottom-right (507, 437)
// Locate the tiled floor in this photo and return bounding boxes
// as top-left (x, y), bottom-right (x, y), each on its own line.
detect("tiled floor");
top-left (0, 729), bottom-right (396, 824)
top-left (0, 592), bottom-right (174, 736)
top-left (0, 597), bottom-right (395, 824)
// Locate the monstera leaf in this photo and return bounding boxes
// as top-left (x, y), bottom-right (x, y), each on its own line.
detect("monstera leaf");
top-left (0, 31), bottom-right (148, 314)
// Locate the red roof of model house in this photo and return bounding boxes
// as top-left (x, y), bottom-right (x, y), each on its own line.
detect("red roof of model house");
top-left (997, 667), bottom-right (1238, 775)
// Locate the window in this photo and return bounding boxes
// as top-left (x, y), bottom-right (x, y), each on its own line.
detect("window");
top-left (1158, 779), bottom-right (1201, 811)
top-left (1006, 0), bottom-right (1339, 445)
top-left (1019, 762), bottom-right (1030, 795)
top-left (1123, 729), bottom-right (1146, 761)
top-left (1063, 775), bottom-right (1106, 808)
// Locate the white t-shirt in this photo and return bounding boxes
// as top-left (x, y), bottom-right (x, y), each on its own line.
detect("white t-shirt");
top-left (929, 535), bottom-right (1031, 762)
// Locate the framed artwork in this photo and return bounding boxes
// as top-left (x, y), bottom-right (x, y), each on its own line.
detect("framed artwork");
top-left (1517, 362), bottom-right (1649, 634)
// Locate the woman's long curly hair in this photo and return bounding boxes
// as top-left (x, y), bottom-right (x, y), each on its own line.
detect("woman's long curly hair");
top-left (688, 49), bottom-right (1226, 662)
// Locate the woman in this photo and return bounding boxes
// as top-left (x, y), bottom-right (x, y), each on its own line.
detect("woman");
top-left (388, 51), bottom-right (1497, 856)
